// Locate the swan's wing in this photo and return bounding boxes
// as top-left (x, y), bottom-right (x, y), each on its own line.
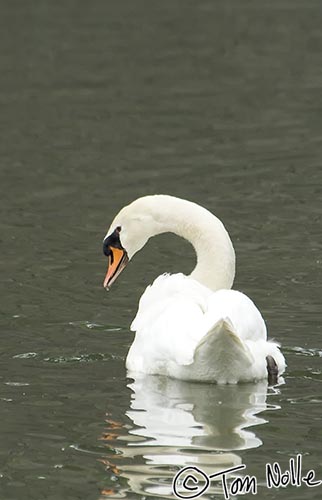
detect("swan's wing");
top-left (197, 290), bottom-right (285, 381)
top-left (129, 274), bottom-right (212, 368)
top-left (131, 273), bottom-right (211, 334)
top-left (204, 289), bottom-right (267, 342)
top-left (192, 318), bottom-right (255, 383)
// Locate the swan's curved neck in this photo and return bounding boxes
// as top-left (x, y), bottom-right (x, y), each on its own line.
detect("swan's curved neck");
top-left (144, 196), bottom-right (236, 291)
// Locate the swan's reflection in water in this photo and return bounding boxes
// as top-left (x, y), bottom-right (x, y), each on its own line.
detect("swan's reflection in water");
top-left (100, 375), bottom-right (279, 499)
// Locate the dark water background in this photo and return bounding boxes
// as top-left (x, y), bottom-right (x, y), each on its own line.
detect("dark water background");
top-left (1, 1), bottom-right (322, 499)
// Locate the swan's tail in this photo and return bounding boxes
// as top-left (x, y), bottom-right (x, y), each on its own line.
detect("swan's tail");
top-left (193, 318), bottom-right (254, 383)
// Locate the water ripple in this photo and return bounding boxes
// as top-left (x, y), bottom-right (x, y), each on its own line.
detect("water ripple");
top-left (12, 352), bottom-right (123, 363)
top-left (284, 345), bottom-right (322, 357)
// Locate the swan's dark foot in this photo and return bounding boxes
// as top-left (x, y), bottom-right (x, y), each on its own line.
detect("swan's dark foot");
top-left (266, 355), bottom-right (278, 385)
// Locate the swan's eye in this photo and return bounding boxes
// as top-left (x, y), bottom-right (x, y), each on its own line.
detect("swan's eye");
top-left (116, 226), bottom-right (121, 232)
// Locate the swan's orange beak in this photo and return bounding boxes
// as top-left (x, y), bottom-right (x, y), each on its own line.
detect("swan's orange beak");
top-left (103, 247), bottom-right (129, 290)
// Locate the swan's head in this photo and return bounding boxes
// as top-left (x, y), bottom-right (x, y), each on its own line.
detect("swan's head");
top-left (102, 194), bottom-right (236, 292)
top-left (102, 198), bottom-right (159, 290)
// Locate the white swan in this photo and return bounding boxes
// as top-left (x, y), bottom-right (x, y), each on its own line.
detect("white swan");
top-left (102, 195), bottom-right (285, 384)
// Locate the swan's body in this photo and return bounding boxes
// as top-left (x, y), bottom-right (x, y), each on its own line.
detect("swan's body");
top-left (103, 195), bottom-right (285, 383)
